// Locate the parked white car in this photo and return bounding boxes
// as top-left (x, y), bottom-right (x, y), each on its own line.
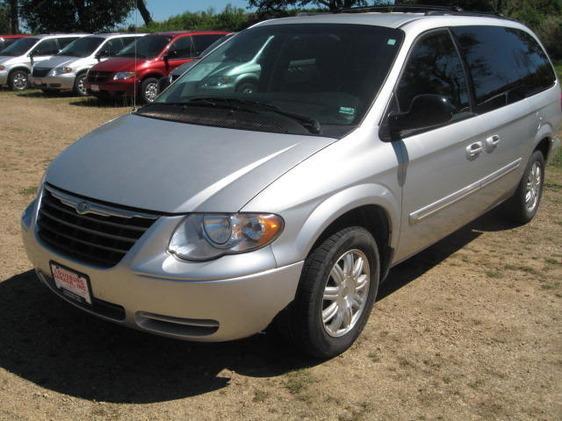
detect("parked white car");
top-left (0, 34), bottom-right (88, 90)
top-left (31, 33), bottom-right (145, 96)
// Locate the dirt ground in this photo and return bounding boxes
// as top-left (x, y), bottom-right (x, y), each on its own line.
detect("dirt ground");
top-left (0, 89), bottom-right (561, 421)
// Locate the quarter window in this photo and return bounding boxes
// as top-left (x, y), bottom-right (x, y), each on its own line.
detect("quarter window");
top-left (452, 26), bottom-right (556, 113)
top-left (395, 30), bottom-right (470, 119)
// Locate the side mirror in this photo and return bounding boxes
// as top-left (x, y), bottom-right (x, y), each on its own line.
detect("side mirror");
top-left (387, 94), bottom-right (456, 138)
top-left (95, 50), bottom-right (108, 61)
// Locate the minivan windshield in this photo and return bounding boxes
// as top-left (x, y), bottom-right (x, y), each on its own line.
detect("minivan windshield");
top-left (58, 36), bottom-right (104, 57)
top-left (117, 35), bottom-right (170, 59)
top-left (150, 24), bottom-right (404, 137)
top-left (0, 37), bottom-right (39, 56)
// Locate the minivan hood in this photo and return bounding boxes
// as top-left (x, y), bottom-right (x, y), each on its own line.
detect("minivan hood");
top-left (45, 114), bottom-right (334, 213)
top-left (90, 57), bottom-right (149, 72)
top-left (35, 55), bottom-right (77, 69)
top-left (0, 56), bottom-right (21, 65)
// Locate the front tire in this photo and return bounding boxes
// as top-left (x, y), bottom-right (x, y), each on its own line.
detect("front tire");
top-left (140, 77), bottom-right (159, 103)
top-left (281, 227), bottom-right (380, 359)
top-left (73, 73), bottom-right (88, 97)
top-left (503, 150), bottom-right (545, 224)
top-left (8, 69), bottom-right (29, 91)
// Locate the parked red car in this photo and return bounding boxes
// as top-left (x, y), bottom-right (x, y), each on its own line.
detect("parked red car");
top-left (0, 35), bottom-right (30, 53)
top-left (85, 31), bottom-right (228, 102)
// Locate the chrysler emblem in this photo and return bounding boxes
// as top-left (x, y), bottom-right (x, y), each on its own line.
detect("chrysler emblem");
top-left (76, 201), bottom-right (90, 215)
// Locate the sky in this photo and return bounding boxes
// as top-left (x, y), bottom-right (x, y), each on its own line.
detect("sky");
top-left (128, 0), bottom-right (251, 24)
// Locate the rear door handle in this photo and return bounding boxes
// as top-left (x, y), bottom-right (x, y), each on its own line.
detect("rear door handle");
top-left (466, 141), bottom-right (484, 159)
top-left (485, 135), bottom-right (501, 150)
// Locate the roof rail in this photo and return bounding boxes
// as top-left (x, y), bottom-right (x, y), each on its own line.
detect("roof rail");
top-left (333, 4), bottom-right (517, 22)
top-left (334, 4), bottom-right (464, 15)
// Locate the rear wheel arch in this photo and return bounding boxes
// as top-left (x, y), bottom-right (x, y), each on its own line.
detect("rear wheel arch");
top-left (534, 137), bottom-right (552, 162)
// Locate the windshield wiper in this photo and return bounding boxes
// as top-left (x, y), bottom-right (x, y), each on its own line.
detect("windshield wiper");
top-left (180, 97), bottom-right (322, 134)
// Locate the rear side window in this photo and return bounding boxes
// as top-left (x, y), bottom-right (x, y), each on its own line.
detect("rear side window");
top-left (192, 34), bottom-right (224, 56)
top-left (452, 26), bottom-right (556, 113)
top-left (396, 30), bottom-right (470, 117)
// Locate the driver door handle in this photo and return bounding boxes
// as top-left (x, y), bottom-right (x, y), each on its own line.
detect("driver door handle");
top-left (466, 141), bottom-right (484, 159)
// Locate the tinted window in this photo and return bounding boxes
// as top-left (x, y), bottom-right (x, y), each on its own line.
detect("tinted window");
top-left (453, 26), bottom-right (556, 113)
top-left (0, 38), bottom-right (19, 53)
top-left (192, 34), bottom-right (224, 56)
top-left (57, 37), bottom-right (80, 49)
top-left (168, 36), bottom-right (193, 59)
top-left (117, 35), bottom-right (171, 59)
top-left (1, 37), bottom-right (39, 56)
top-left (103, 38), bottom-right (125, 56)
top-left (32, 39), bottom-right (60, 56)
top-left (396, 30), bottom-right (469, 116)
top-left (59, 37), bottom-right (104, 57)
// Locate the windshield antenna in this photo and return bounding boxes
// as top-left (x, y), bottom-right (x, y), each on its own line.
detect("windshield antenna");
top-left (132, 0), bottom-right (138, 111)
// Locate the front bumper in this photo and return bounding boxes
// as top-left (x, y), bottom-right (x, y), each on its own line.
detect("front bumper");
top-left (0, 70), bottom-right (8, 86)
top-left (31, 74), bottom-right (76, 91)
top-left (86, 79), bottom-right (136, 97)
top-left (21, 198), bottom-right (303, 342)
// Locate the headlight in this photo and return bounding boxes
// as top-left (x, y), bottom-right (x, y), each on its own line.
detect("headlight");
top-left (168, 213), bottom-right (284, 261)
top-left (51, 66), bottom-right (74, 76)
top-left (203, 75), bottom-right (233, 88)
top-left (113, 71), bottom-right (136, 80)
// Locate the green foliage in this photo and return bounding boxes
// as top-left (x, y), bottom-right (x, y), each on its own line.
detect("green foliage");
top-left (248, 0), bottom-right (371, 12)
top-left (137, 5), bottom-right (251, 32)
top-left (20, 0), bottom-right (136, 33)
top-left (0, 2), bottom-right (9, 33)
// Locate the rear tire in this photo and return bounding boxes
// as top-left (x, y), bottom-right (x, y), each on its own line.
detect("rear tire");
top-left (140, 77), bottom-right (159, 103)
top-left (8, 69), bottom-right (29, 91)
top-left (503, 150), bottom-right (545, 224)
top-left (279, 227), bottom-right (380, 359)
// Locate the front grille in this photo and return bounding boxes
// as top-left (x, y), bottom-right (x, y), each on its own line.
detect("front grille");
top-left (32, 67), bottom-right (51, 78)
top-left (87, 70), bottom-right (112, 83)
top-left (37, 186), bottom-right (158, 268)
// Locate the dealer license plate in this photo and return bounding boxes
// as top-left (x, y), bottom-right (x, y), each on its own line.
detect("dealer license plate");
top-left (50, 262), bottom-right (92, 305)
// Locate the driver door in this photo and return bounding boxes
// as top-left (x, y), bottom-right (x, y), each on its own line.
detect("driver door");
top-left (30, 38), bottom-right (60, 65)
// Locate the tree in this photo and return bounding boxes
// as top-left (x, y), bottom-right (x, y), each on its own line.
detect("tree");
top-left (19, 0), bottom-right (137, 33)
top-left (248, 0), bottom-right (374, 13)
top-left (136, 0), bottom-right (152, 26)
top-left (0, 2), bottom-right (9, 33)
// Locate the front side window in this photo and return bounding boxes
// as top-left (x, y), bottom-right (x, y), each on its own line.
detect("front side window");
top-left (117, 35), bottom-right (171, 59)
top-left (396, 30), bottom-right (470, 117)
top-left (452, 26), bottom-right (556, 113)
top-left (59, 37), bottom-right (104, 58)
top-left (32, 39), bottom-right (60, 56)
top-left (57, 37), bottom-right (80, 49)
top-left (1, 37), bottom-right (39, 56)
top-left (192, 34), bottom-right (225, 56)
top-left (102, 38), bottom-right (125, 56)
top-left (168, 36), bottom-right (194, 59)
top-left (148, 24), bottom-right (404, 137)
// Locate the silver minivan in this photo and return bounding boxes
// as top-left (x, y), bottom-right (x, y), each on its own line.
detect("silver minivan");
top-left (21, 8), bottom-right (561, 358)
top-left (30, 33), bottom-right (143, 96)
top-left (0, 34), bottom-right (88, 90)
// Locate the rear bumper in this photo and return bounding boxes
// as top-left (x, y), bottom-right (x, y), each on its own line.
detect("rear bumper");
top-left (31, 74), bottom-right (75, 91)
top-left (21, 198), bottom-right (303, 342)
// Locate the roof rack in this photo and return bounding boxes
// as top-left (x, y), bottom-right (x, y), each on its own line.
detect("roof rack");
top-left (334, 4), bottom-right (465, 15)
top-left (333, 4), bottom-right (516, 21)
